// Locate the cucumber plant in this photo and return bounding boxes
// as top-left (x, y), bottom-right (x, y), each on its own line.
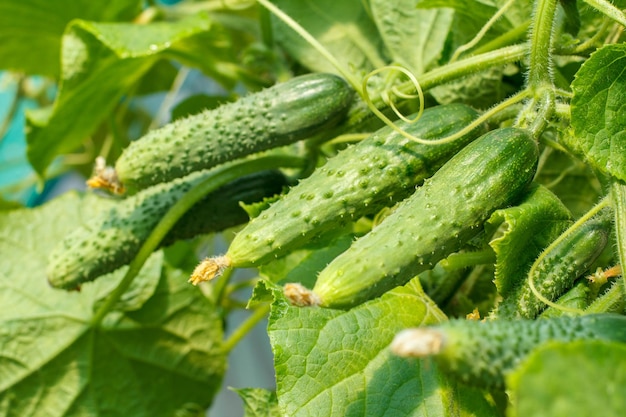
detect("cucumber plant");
top-left (5, 0), bottom-right (626, 415)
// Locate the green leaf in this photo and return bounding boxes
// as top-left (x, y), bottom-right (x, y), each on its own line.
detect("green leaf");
top-left (430, 66), bottom-right (513, 108)
top-left (507, 340), bottom-right (626, 417)
top-left (270, 0), bottom-right (387, 74)
top-left (535, 147), bottom-right (603, 218)
top-left (265, 280), bottom-right (500, 416)
top-left (416, 0), bottom-right (531, 51)
top-left (25, 13), bottom-right (216, 178)
top-left (0, 0), bottom-right (142, 76)
top-left (233, 388), bottom-right (281, 417)
top-left (569, 43), bottom-right (626, 181)
top-left (370, 0), bottom-right (453, 75)
top-left (487, 184), bottom-right (572, 297)
top-left (0, 193), bottom-right (225, 416)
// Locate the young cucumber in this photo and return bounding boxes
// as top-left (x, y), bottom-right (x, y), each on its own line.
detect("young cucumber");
top-left (493, 207), bottom-right (612, 319)
top-left (308, 127), bottom-right (538, 309)
top-left (223, 103), bottom-right (483, 267)
top-left (47, 170), bottom-right (287, 290)
top-left (391, 314), bottom-right (626, 389)
top-left (114, 73), bottom-right (354, 191)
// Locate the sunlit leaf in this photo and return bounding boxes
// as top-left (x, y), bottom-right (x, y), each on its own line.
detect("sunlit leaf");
top-left (0, 192), bottom-right (225, 416)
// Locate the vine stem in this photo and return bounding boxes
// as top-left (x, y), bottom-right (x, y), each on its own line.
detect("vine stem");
top-left (527, 0), bottom-right (558, 91)
top-left (90, 154), bottom-right (305, 326)
top-left (610, 181), bottom-right (626, 293)
top-left (583, 0), bottom-right (626, 27)
top-left (221, 303), bottom-right (271, 353)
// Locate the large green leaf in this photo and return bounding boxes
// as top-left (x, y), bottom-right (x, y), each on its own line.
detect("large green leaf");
top-left (0, 192), bottom-right (225, 416)
top-left (0, 0), bottom-right (142, 76)
top-left (487, 184), bottom-right (572, 297)
top-left (569, 43), bottom-right (626, 181)
top-left (262, 280), bottom-right (500, 417)
top-left (269, 0), bottom-right (387, 74)
top-left (25, 13), bottom-right (217, 179)
top-left (370, 0), bottom-right (453, 75)
top-left (507, 340), bottom-right (626, 417)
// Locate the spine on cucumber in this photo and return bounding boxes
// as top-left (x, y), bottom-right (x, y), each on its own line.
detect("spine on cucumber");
top-left (307, 127), bottom-right (538, 309)
top-left (223, 104), bottom-right (483, 267)
top-left (113, 73), bottom-right (354, 192)
top-left (493, 207), bottom-right (612, 319)
top-left (391, 314), bottom-right (626, 389)
top-left (47, 170), bottom-right (287, 290)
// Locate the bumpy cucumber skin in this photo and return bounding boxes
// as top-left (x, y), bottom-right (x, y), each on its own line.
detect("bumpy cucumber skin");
top-left (430, 314), bottom-right (626, 389)
top-left (115, 73), bottom-right (354, 190)
top-left (313, 127), bottom-right (538, 309)
top-left (495, 209), bottom-right (612, 319)
top-left (226, 103), bottom-right (484, 266)
top-left (47, 170), bottom-right (287, 290)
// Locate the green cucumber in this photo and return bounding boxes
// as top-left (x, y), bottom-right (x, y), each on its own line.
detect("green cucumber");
top-left (391, 314), bottom-right (626, 389)
top-left (47, 170), bottom-right (287, 290)
top-left (308, 127), bottom-right (538, 309)
top-left (224, 103), bottom-right (483, 267)
top-left (114, 73), bottom-right (354, 191)
top-left (493, 207), bottom-right (612, 319)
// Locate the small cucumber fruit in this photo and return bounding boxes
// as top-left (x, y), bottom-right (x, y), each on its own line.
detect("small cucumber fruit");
top-left (391, 314), bottom-right (626, 389)
top-left (114, 73), bottom-right (354, 191)
top-left (47, 170), bottom-right (287, 290)
top-left (309, 127), bottom-right (538, 309)
top-left (224, 103), bottom-right (483, 266)
top-left (493, 207), bottom-right (612, 319)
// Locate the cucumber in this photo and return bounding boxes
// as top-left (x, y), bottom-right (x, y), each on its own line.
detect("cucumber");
top-left (113, 73), bottom-right (354, 191)
top-left (493, 207), bottom-right (612, 319)
top-left (308, 127), bottom-right (538, 309)
top-left (47, 170), bottom-right (287, 290)
top-left (224, 103), bottom-right (483, 266)
top-left (391, 314), bottom-right (626, 389)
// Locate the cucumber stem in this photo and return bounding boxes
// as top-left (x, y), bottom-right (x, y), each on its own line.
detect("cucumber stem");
top-left (441, 248), bottom-right (497, 271)
top-left (91, 154), bottom-right (306, 326)
top-left (527, 0), bottom-right (558, 91)
top-left (583, 0), bottom-right (626, 27)
top-left (221, 303), bottom-right (271, 353)
top-left (610, 181), bottom-right (626, 294)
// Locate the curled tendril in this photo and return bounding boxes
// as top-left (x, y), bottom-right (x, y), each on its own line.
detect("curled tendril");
top-left (527, 197), bottom-right (611, 315)
top-left (363, 68), bottom-right (531, 146)
top-left (363, 65), bottom-right (424, 128)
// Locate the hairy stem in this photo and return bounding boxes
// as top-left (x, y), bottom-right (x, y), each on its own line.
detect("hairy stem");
top-left (527, 0), bottom-right (558, 90)
top-left (583, 0), bottom-right (626, 27)
top-left (610, 180), bottom-right (626, 293)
